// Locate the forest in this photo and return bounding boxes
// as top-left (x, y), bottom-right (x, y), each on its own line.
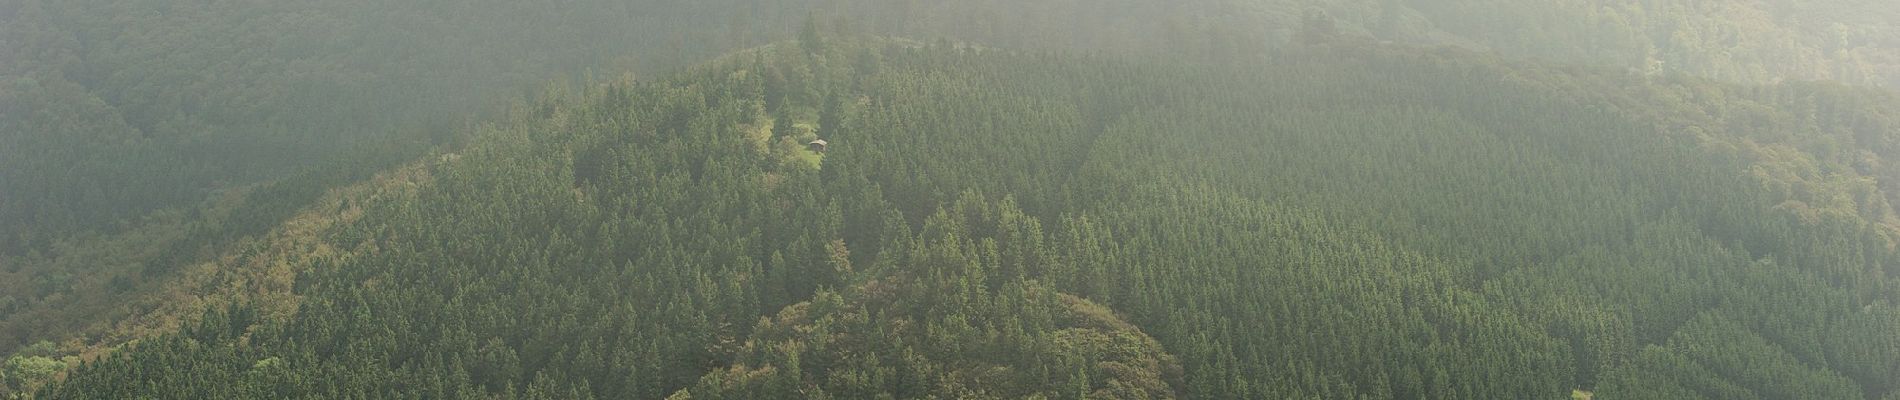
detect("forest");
top-left (4, 1), bottom-right (1900, 399)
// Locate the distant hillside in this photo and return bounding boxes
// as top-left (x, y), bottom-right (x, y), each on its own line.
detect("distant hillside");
top-left (5, 0), bottom-right (1895, 254)
top-left (0, 0), bottom-right (853, 252)
top-left (26, 36), bottom-right (1900, 399)
top-left (799, 0), bottom-right (1900, 86)
top-left (1309, 0), bottom-right (1900, 86)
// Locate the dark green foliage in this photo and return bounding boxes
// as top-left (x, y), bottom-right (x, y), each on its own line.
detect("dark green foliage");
top-left (8, 5), bottom-right (1899, 389)
top-left (1598, 313), bottom-right (1863, 399)
top-left (682, 197), bottom-right (1182, 399)
top-left (31, 34), bottom-right (1900, 400)
top-left (11, 0), bottom-right (1896, 258)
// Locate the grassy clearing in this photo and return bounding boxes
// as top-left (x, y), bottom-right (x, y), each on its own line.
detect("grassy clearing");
top-left (798, 149), bottom-right (825, 169)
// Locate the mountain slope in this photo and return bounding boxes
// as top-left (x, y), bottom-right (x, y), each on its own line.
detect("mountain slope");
top-left (28, 36), bottom-right (1900, 399)
top-left (7, 5), bottom-right (1898, 378)
top-left (6, 0), bottom-right (1896, 253)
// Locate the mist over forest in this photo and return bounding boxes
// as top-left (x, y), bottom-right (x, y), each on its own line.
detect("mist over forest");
top-left (3, 1), bottom-right (1900, 398)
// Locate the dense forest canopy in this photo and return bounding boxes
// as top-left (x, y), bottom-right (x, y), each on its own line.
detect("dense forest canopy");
top-left (5, 0), bottom-right (1897, 250)
top-left (2, 1), bottom-right (1899, 399)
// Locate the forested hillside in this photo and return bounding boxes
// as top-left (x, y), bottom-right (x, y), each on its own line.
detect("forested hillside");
top-left (0, 0), bottom-right (842, 365)
top-left (6, 0), bottom-right (1896, 252)
top-left (6, 0), bottom-right (1895, 345)
top-left (1330, 0), bottom-right (1900, 86)
top-left (819, 0), bottom-right (1900, 88)
top-left (21, 34), bottom-right (1900, 398)
top-left (6, 1), bottom-right (1900, 399)
top-left (0, 0), bottom-right (815, 249)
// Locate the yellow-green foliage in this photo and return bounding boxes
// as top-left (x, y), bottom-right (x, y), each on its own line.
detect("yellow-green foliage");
top-left (682, 280), bottom-right (1181, 399)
